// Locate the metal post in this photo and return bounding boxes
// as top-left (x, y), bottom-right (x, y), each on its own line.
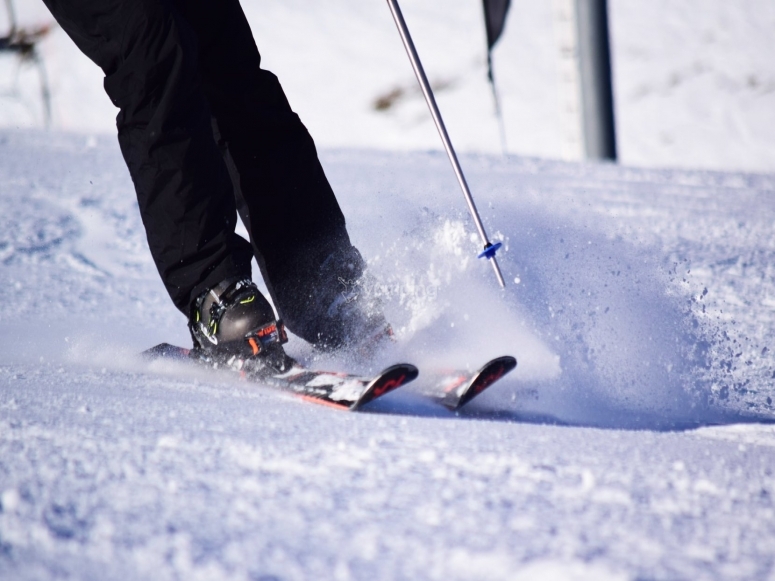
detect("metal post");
top-left (575, 0), bottom-right (617, 160)
top-left (386, 0), bottom-right (506, 288)
top-left (4, 0), bottom-right (17, 35)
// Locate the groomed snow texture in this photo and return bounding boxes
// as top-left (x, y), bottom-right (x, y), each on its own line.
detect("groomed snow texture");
top-left (1, 130), bottom-right (775, 580)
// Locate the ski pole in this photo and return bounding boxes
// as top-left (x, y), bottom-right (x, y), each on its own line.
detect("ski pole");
top-left (385, 0), bottom-right (506, 288)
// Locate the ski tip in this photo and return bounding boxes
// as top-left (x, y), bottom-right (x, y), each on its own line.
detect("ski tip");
top-left (489, 355), bottom-right (517, 373)
top-left (448, 355), bottom-right (517, 411)
top-left (381, 362), bottom-right (420, 381)
top-left (350, 363), bottom-right (419, 410)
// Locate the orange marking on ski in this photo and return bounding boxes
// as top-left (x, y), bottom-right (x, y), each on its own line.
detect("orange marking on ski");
top-left (297, 394), bottom-right (350, 410)
top-left (371, 374), bottom-right (406, 398)
top-left (443, 376), bottom-right (467, 393)
top-left (474, 367), bottom-right (507, 394)
top-left (248, 337), bottom-right (260, 355)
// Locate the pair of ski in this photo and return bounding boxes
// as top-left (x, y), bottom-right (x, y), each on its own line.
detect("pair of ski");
top-left (143, 343), bottom-right (516, 412)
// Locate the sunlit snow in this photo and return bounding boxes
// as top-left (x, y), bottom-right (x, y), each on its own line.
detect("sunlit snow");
top-left (1, 130), bottom-right (774, 580)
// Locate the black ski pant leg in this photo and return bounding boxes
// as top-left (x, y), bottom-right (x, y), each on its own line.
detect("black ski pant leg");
top-left (172, 0), bottom-right (366, 343)
top-left (41, 0), bottom-right (253, 314)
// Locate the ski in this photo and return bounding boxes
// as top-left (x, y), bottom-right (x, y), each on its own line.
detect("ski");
top-left (424, 356), bottom-right (517, 411)
top-left (141, 343), bottom-right (418, 411)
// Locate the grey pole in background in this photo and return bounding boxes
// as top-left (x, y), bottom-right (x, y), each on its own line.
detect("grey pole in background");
top-left (575, 0), bottom-right (617, 161)
top-left (4, 0), bottom-right (18, 34)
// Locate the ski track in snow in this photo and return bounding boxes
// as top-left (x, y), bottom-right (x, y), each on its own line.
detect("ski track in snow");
top-left (1, 130), bottom-right (775, 580)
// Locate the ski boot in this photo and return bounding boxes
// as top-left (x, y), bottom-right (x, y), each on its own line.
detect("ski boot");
top-left (188, 277), bottom-right (293, 374)
top-left (320, 249), bottom-right (393, 352)
top-left (281, 244), bottom-right (393, 354)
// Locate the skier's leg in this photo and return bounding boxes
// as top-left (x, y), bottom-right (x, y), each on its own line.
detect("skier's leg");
top-left (174, 0), bottom-right (386, 348)
top-left (41, 0), bottom-right (254, 314)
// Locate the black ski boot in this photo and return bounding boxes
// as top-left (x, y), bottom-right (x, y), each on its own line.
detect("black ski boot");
top-left (318, 248), bottom-right (392, 352)
top-left (189, 278), bottom-right (293, 373)
top-left (273, 244), bottom-right (392, 353)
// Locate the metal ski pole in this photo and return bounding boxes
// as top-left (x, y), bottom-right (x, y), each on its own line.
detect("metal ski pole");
top-left (385, 0), bottom-right (506, 288)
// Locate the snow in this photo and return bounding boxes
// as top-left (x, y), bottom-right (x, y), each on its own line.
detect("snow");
top-left (1, 1), bottom-right (775, 577)
top-left (1, 0), bottom-right (775, 171)
top-left (1, 129), bottom-right (775, 580)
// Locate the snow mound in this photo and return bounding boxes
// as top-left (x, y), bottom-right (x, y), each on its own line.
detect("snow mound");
top-left (324, 148), bottom-right (775, 428)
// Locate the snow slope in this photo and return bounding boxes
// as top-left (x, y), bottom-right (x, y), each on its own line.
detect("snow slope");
top-left (1, 130), bottom-right (775, 579)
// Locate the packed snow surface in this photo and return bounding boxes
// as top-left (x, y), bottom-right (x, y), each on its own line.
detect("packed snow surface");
top-left (1, 130), bottom-right (775, 580)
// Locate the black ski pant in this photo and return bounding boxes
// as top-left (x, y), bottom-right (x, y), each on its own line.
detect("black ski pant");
top-left (43, 0), bottom-right (360, 342)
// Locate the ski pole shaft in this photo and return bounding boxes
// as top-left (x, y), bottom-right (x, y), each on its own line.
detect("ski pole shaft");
top-left (5, 0), bottom-right (18, 35)
top-left (386, 0), bottom-right (505, 288)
